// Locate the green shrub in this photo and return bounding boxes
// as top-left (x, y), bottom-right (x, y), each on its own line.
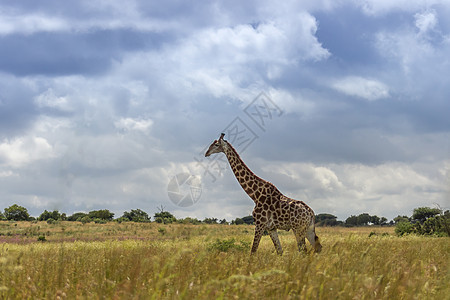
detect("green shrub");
top-left (208, 238), bottom-right (250, 252)
top-left (68, 212), bottom-right (88, 221)
top-left (94, 218), bottom-right (107, 224)
top-left (39, 210), bottom-right (62, 221)
top-left (115, 217), bottom-right (129, 223)
top-left (80, 216), bottom-right (91, 224)
top-left (420, 216), bottom-right (448, 236)
top-left (88, 209), bottom-right (114, 221)
top-left (395, 221), bottom-right (413, 236)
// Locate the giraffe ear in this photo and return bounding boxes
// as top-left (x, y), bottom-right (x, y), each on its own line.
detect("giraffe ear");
top-left (219, 133), bottom-right (225, 140)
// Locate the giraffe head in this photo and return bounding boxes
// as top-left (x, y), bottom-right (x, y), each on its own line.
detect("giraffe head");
top-left (205, 133), bottom-right (227, 157)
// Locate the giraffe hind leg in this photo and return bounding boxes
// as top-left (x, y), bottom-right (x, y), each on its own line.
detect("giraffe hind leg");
top-left (269, 230), bottom-right (283, 255)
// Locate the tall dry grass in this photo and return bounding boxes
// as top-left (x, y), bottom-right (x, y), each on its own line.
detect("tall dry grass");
top-left (0, 222), bottom-right (448, 299)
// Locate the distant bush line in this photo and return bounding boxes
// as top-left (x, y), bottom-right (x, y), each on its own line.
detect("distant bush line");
top-left (0, 204), bottom-right (448, 236)
top-left (393, 207), bottom-right (449, 237)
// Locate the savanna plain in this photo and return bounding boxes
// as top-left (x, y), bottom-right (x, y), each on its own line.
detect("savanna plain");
top-left (0, 221), bottom-right (448, 299)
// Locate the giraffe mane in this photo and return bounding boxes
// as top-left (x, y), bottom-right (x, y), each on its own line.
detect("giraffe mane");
top-left (225, 140), bottom-right (279, 190)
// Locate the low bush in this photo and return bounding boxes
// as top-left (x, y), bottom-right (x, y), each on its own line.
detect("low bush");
top-left (395, 221), bottom-right (413, 236)
top-left (208, 238), bottom-right (250, 252)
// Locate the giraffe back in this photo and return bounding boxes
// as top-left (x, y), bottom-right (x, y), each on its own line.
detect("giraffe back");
top-left (252, 183), bottom-right (315, 232)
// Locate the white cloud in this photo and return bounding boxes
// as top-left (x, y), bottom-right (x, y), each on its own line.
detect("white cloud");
top-left (415, 9), bottom-right (438, 34)
top-left (0, 13), bottom-right (69, 35)
top-left (260, 161), bottom-right (448, 219)
top-left (187, 15), bottom-right (330, 65)
top-left (0, 170), bottom-right (16, 177)
top-left (266, 88), bottom-right (316, 115)
top-left (114, 117), bottom-right (153, 132)
top-left (0, 137), bottom-right (55, 167)
top-left (112, 11), bottom-right (330, 102)
top-left (0, 4), bottom-right (175, 36)
top-left (34, 89), bottom-right (71, 111)
top-left (374, 9), bottom-right (450, 93)
top-left (33, 116), bottom-right (72, 134)
top-left (332, 76), bottom-right (389, 101)
top-left (358, 0), bottom-right (444, 16)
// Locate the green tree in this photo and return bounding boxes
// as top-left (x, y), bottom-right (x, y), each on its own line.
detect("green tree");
top-left (316, 213), bottom-right (339, 226)
top-left (412, 207), bottom-right (441, 223)
top-left (178, 217), bottom-right (201, 225)
top-left (122, 209), bottom-right (150, 222)
top-left (393, 215), bottom-right (409, 224)
top-left (345, 215), bottom-right (358, 227)
top-left (241, 216), bottom-right (254, 225)
top-left (370, 215), bottom-right (380, 225)
top-left (0, 211), bottom-right (6, 220)
top-left (88, 209), bottom-right (114, 221)
top-left (203, 217), bottom-right (218, 224)
top-left (421, 217), bottom-right (440, 235)
top-left (39, 210), bottom-right (62, 221)
top-left (80, 216), bottom-right (91, 224)
top-left (154, 211), bottom-right (176, 224)
top-left (68, 212), bottom-right (88, 221)
top-left (356, 213), bottom-right (371, 226)
top-left (316, 213), bottom-right (336, 221)
top-left (442, 210), bottom-right (450, 236)
top-left (231, 218), bottom-right (244, 225)
top-left (4, 204), bottom-right (30, 221)
top-left (395, 207), bottom-right (449, 237)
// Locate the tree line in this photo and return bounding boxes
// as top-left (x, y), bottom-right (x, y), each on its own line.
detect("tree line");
top-left (315, 213), bottom-right (389, 227)
top-left (393, 207), bottom-right (449, 236)
top-left (0, 203), bottom-right (448, 236)
top-left (318, 208), bottom-right (449, 236)
top-left (0, 204), bottom-right (245, 225)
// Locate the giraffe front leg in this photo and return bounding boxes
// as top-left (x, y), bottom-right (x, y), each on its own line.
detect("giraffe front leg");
top-left (269, 230), bottom-right (283, 255)
top-left (251, 227), bottom-right (263, 254)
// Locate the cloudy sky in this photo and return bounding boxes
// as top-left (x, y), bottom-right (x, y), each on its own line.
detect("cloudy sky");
top-left (0, 0), bottom-right (449, 221)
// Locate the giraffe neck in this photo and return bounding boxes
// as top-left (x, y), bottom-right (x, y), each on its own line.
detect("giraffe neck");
top-left (223, 141), bottom-right (269, 203)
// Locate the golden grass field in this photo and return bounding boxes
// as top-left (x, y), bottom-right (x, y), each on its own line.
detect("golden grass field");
top-left (0, 221), bottom-right (448, 299)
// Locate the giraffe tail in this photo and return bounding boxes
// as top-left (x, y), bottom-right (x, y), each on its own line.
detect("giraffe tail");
top-left (307, 219), bottom-right (322, 253)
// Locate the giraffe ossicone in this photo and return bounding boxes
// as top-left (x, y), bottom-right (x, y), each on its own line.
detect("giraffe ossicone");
top-left (205, 133), bottom-right (322, 255)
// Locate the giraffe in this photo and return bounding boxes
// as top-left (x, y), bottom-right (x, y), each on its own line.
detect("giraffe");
top-left (205, 133), bottom-right (322, 255)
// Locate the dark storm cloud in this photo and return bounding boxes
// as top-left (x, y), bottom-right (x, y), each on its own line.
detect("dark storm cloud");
top-left (0, 0), bottom-right (84, 15)
top-left (315, 5), bottom-right (387, 66)
top-left (0, 30), bottom-right (167, 76)
top-left (249, 83), bottom-right (449, 166)
top-left (0, 79), bottom-right (38, 138)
